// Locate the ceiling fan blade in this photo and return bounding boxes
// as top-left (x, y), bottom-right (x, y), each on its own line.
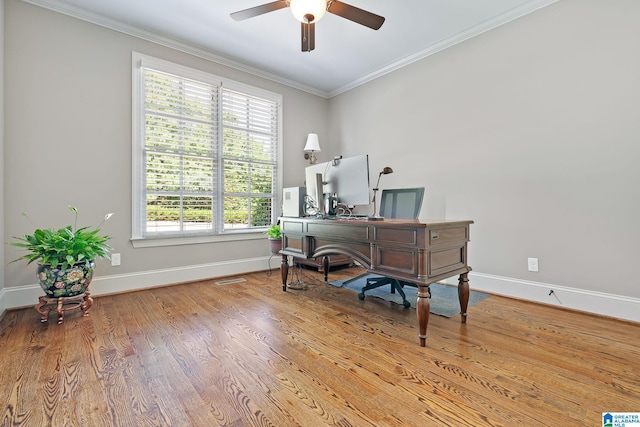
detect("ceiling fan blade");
top-left (230, 1), bottom-right (288, 21)
top-left (327, 1), bottom-right (385, 30)
top-left (301, 22), bottom-right (315, 52)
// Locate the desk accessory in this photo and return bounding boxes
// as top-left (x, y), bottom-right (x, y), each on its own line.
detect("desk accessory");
top-left (368, 166), bottom-right (393, 221)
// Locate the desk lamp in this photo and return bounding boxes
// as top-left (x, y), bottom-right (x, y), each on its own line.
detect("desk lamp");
top-left (368, 166), bottom-right (393, 221)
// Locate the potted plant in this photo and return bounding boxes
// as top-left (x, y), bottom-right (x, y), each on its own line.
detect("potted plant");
top-left (266, 224), bottom-right (282, 254)
top-left (10, 206), bottom-right (114, 299)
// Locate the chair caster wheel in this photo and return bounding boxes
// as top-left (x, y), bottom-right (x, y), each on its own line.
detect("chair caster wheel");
top-left (403, 300), bottom-right (411, 308)
top-left (358, 293), bottom-right (365, 300)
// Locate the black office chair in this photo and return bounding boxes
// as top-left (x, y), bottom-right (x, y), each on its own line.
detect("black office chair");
top-left (358, 187), bottom-right (425, 308)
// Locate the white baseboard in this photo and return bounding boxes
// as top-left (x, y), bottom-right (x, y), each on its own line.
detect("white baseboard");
top-left (3, 262), bottom-right (639, 325)
top-left (442, 272), bottom-right (640, 323)
top-left (2, 256), bottom-right (276, 310)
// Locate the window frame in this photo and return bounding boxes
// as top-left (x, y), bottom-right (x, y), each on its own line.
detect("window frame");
top-left (131, 52), bottom-right (283, 248)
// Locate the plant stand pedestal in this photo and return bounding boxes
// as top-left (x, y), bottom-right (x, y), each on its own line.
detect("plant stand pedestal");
top-left (35, 292), bottom-right (93, 324)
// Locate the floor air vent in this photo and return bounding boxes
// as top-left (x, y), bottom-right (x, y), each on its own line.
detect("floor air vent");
top-left (215, 278), bottom-right (246, 286)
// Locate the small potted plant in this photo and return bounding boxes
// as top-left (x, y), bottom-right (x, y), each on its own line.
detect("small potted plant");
top-left (266, 224), bottom-right (282, 254)
top-left (10, 206), bottom-right (114, 299)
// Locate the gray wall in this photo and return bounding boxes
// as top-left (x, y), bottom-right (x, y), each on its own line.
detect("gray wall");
top-left (3, 0), bottom-right (330, 294)
top-left (0, 0), bottom-right (5, 310)
top-left (3, 0), bottom-right (639, 320)
top-left (329, 0), bottom-right (640, 299)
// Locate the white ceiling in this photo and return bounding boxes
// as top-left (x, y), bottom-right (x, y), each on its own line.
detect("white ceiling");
top-left (25, 0), bottom-right (557, 97)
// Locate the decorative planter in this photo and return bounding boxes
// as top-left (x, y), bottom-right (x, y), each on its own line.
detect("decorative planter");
top-left (35, 261), bottom-right (96, 323)
top-left (269, 237), bottom-right (283, 254)
top-left (37, 261), bottom-right (95, 298)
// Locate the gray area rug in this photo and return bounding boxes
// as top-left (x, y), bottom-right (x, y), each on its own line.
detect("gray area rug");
top-left (330, 274), bottom-right (489, 318)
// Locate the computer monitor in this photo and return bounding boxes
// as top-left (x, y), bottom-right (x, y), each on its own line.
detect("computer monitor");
top-left (332, 154), bottom-right (370, 207)
top-left (305, 162), bottom-right (329, 213)
top-left (304, 154), bottom-right (371, 214)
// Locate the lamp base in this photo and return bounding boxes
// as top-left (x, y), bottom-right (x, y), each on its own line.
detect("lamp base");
top-left (367, 215), bottom-right (385, 221)
top-left (304, 152), bottom-right (317, 164)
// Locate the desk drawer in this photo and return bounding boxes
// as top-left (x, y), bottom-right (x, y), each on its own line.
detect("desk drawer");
top-left (429, 225), bottom-right (468, 246)
top-left (374, 226), bottom-right (418, 245)
top-left (281, 219), bottom-right (304, 234)
top-left (307, 222), bottom-right (369, 240)
top-left (282, 235), bottom-right (306, 256)
top-left (429, 246), bottom-right (465, 276)
top-left (375, 246), bottom-right (418, 276)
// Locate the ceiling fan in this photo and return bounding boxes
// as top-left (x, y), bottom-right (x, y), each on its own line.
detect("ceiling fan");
top-left (231, 0), bottom-right (385, 52)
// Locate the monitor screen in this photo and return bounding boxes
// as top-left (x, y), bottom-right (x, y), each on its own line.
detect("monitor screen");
top-left (331, 154), bottom-right (370, 206)
top-left (305, 154), bottom-right (370, 212)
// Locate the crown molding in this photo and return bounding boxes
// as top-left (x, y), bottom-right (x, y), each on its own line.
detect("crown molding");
top-left (21, 0), bottom-right (330, 98)
top-left (329, 0), bottom-right (559, 97)
top-left (22, 0), bottom-right (557, 99)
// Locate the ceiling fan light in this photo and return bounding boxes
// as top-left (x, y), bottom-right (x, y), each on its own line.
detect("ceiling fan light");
top-left (290, 0), bottom-right (327, 23)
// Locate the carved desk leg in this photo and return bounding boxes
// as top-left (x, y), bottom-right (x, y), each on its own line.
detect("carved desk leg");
top-left (323, 256), bottom-right (329, 282)
top-left (35, 296), bottom-right (51, 323)
top-left (458, 272), bottom-right (470, 324)
top-left (280, 254), bottom-right (289, 292)
top-left (416, 285), bottom-right (431, 347)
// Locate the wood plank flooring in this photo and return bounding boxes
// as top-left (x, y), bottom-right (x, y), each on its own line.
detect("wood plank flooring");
top-left (1, 265), bottom-right (638, 426)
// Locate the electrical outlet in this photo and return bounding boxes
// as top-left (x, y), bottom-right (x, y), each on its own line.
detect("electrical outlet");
top-left (527, 257), bottom-right (538, 272)
top-left (111, 253), bottom-right (121, 266)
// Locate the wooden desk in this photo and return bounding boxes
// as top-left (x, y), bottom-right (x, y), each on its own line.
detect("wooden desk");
top-left (279, 217), bottom-right (473, 346)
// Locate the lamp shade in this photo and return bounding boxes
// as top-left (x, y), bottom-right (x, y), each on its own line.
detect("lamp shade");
top-left (303, 133), bottom-right (321, 152)
top-left (290, 0), bottom-right (327, 23)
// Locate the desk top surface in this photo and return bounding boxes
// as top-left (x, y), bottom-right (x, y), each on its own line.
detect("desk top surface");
top-left (280, 216), bottom-right (474, 227)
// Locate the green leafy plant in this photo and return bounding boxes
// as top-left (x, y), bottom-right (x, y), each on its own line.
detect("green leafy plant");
top-left (11, 206), bottom-right (114, 270)
top-left (266, 224), bottom-right (281, 239)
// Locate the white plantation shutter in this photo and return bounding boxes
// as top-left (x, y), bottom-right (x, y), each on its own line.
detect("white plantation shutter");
top-left (133, 53), bottom-right (281, 241)
top-left (221, 89), bottom-right (279, 230)
top-left (143, 68), bottom-right (218, 234)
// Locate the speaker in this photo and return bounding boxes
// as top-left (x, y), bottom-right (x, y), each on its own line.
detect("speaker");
top-left (282, 187), bottom-right (306, 217)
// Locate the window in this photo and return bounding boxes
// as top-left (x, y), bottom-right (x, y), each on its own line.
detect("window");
top-left (132, 53), bottom-right (282, 246)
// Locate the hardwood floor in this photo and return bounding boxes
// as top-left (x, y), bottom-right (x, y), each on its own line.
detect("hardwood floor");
top-left (1, 265), bottom-right (638, 426)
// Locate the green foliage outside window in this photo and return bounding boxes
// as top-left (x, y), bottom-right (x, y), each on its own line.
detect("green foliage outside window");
top-left (142, 68), bottom-right (278, 233)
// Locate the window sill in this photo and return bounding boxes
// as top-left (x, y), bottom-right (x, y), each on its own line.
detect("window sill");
top-left (130, 231), bottom-right (266, 248)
